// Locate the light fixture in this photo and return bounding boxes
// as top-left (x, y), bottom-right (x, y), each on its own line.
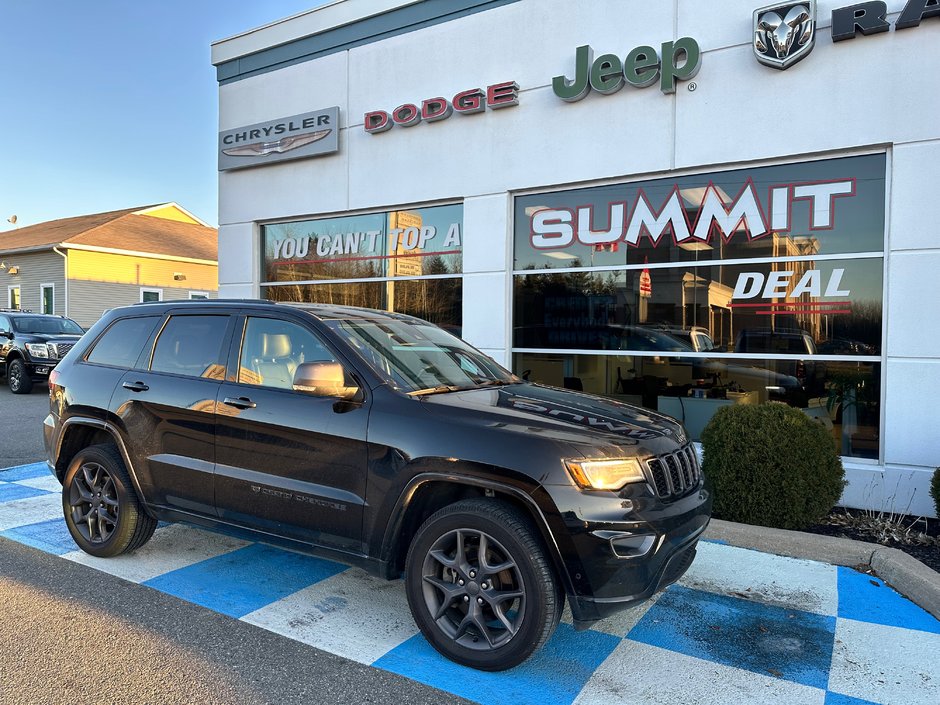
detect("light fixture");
top-left (173, 272), bottom-right (186, 281)
top-left (7, 266), bottom-right (19, 275)
top-left (0, 261), bottom-right (6, 270)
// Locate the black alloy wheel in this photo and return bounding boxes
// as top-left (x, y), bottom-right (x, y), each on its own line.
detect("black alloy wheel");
top-left (68, 460), bottom-right (119, 544)
top-left (405, 499), bottom-right (562, 671)
top-left (62, 444), bottom-right (157, 558)
top-left (8, 358), bottom-right (32, 394)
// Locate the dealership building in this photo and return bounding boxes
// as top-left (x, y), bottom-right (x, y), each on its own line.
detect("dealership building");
top-left (212, 0), bottom-right (940, 516)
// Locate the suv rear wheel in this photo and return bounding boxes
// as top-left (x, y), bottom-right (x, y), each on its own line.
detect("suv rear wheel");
top-left (404, 498), bottom-right (562, 671)
top-left (7, 358), bottom-right (32, 394)
top-left (62, 444), bottom-right (157, 557)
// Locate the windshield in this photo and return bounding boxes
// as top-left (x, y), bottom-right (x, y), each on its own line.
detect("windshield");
top-left (328, 318), bottom-right (517, 394)
top-left (12, 316), bottom-right (83, 335)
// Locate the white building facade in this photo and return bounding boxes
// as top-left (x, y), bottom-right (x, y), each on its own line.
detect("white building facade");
top-left (212, 0), bottom-right (940, 516)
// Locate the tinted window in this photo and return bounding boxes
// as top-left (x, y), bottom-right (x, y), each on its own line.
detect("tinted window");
top-left (150, 315), bottom-right (229, 379)
top-left (86, 316), bottom-right (161, 368)
top-left (12, 316), bottom-right (83, 335)
top-left (238, 317), bottom-right (336, 390)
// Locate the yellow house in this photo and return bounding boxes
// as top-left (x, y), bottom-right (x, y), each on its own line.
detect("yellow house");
top-left (0, 204), bottom-right (217, 328)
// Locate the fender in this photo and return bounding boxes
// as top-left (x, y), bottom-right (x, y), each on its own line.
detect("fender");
top-left (54, 416), bottom-right (155, 518)
top-left (379, 472), bottom-right (578, 598)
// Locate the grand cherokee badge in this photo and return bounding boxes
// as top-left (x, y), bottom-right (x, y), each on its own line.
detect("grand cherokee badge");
top-left (753, 1), bottom-right (816, 70)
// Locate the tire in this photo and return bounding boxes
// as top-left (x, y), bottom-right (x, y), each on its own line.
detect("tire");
top-left (8, 358), bottom-right (33, 394)
top-left (404, 498), bottom-right (563, 671)
top-left (62, 444), bottom-right (157, 558)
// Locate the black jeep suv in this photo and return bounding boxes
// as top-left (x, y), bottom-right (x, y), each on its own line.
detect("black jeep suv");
top-left (44, 300), bottom-right (710, 670)
top-left (0, 309), bottom-right (84, 394)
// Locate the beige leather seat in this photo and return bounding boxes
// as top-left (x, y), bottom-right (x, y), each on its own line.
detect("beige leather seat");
top-left (253, 333), bottom-right (297, 389)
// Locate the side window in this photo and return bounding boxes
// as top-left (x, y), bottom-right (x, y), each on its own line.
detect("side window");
top-left (238, 317), bottom-right (336, 390)
top-left (150, 315), bottom-right (229, 379)
top-left (86, 316), bottom-right (161, 368)
top-left (0, 315), bottom-right (9, 335)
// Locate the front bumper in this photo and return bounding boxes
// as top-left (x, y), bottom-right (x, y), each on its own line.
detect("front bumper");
top-left (537, 482), bottom-right (712, 628)
top-left (25, 359), bottom-right (56, 379)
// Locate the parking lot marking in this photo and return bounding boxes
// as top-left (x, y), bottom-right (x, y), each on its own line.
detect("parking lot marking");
top-left (828, 618), bottom-right (940, 704)
top-left (573, 640), bottom-right (827, 705)
top-left (242, 566), bottom-right (420, 665)
top-left (836, 566), bottom-right (940, 635)
top-left (0, 516), bottom-right (78, 555)
top-left (1, 463), bottom-right (938, 705)
top-left (629, 584), bottom-right (836, 690)
top-left (142, 542), bottom-right (347, 618)
top-left (683, 541), bottom-right (839, 616)
top-left (375, 624), bottom-right (621, 705)
top-left (64, 522), bottom-right (252, 584)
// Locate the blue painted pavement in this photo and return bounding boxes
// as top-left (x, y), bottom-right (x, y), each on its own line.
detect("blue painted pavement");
top-left (1, 461), bottom-right (938, 705)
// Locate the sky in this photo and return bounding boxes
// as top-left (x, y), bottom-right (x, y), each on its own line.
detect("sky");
top-left (0, 0), bottom-right (329, 231)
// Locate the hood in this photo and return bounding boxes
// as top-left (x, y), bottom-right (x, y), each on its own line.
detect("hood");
top-left (419, 382), bottom-right (688, 458)
top-left (22, 333), bottom-right (83, 344)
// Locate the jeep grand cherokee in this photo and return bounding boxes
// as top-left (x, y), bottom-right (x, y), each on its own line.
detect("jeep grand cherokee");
top-left (44, 300), bottom-right (711, 670)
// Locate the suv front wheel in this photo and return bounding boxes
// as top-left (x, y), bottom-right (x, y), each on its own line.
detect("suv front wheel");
top-left (404, 498), bottom-right (563, 671)
top-left (62, 444), bottom-right (158, 557)
top-left (7, 358), bottom-right (33, 394)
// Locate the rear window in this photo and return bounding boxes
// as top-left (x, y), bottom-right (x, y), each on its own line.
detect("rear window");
top-left (150, 315), bottom-right (229, 379)
top-left (86, 316), bottom-right (161, 368)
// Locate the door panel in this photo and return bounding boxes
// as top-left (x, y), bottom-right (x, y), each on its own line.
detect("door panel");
top-left (109, 313), bottom-right (232, 516)
top-left (213, 315), bottom-right (369, 553)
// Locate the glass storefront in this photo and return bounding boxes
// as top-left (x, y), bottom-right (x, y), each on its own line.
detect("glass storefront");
top-left (512, 154), bottom-right (885, 459)
top-left (262, 203), bottom-right (463, 333)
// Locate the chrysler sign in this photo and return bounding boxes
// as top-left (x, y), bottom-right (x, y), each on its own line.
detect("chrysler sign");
top-left (218, 107), bottom-right (339, 171)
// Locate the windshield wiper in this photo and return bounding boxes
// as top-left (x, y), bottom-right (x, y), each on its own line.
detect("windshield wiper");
top-left (409, 379), bottom-right (517, 396)
top-left (408, 385), bottom-right (465, 397)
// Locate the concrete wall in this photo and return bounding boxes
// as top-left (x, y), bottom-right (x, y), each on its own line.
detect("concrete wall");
top-left (215, 0), bottom-right (940, 515)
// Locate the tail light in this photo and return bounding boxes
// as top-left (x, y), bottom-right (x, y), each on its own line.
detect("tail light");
top-left (795, 360), bottom-right (806, 381)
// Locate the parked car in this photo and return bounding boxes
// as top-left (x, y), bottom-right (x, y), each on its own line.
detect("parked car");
top-left (733, 327), bottom-right (826, 399)
top-left (44, 299), bottom-right (711, 670)
top-left (0, 309), bottom-right (84, 394)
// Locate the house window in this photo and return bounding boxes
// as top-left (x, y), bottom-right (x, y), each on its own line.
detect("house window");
top-left (41, 284), bottom-right (54, 314)
top-left (8, 285), bottom-right (20, 310)
top-left (189, 292), bottom-right (209, 300)
top-left (140, 288), bottom-right (163, 303)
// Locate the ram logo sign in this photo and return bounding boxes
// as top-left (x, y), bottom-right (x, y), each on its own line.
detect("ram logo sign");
top-left (753, 1), bottom-right (816, 69)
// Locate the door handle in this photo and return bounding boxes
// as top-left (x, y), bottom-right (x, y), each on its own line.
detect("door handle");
top-left (122, 381), bottom-right (149, 392)
top-left (223, 396), bottom-right (257, 409)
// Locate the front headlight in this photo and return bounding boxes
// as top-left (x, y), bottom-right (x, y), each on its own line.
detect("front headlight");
top-left (565, 458), bottom-right (646, 491)
top-left (25, 343), bottom-right (50, 359)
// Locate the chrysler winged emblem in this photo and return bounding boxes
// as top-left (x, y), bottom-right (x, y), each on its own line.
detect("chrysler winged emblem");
top-left (222, 129), bottom-right (332, 157)
top-left (753, 1), bottom-right (816, 70)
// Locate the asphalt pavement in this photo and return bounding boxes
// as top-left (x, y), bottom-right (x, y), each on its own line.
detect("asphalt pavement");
top-left (0, 381), bottom-right (49, 467)
top-left (0, 538), bottom-right (466, 705)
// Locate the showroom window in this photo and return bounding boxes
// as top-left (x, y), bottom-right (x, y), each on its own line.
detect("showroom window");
top-left (262, 204), bottom-right (463, 334)
top-left (512, 154), bottom-right (885, 460)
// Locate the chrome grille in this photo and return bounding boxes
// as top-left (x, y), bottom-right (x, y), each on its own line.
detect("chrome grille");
top-left (645, 444), bottom-right (702, 500)
top-left (49, 342), bottom-right (74, 359)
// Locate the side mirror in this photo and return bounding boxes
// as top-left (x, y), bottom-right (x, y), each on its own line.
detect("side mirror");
top-left (293, 361), bottom-right (359, 400)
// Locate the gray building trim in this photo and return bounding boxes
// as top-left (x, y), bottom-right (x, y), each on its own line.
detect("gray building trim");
top-left (216, 0), bottom-right (521, 85)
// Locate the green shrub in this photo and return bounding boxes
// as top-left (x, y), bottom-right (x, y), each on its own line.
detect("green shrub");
top-left (700, 402), bottom-right (845, 530)
top-left (931, 467), bottom-right (940, 519)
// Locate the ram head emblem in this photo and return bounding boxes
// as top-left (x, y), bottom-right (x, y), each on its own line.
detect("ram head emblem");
top-left (753, 1), bottom-right (816, 70)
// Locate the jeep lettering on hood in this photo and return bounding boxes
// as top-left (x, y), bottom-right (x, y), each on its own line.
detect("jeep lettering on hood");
top-left (504, 396), bottom-right (666, 441)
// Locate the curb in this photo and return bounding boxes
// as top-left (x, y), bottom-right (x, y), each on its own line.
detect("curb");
top-left (703, 518), bottom-right (940, 621)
